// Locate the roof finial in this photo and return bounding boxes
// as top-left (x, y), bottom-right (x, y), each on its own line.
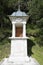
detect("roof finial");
top-left (18, 0), bottom-right (20, 11)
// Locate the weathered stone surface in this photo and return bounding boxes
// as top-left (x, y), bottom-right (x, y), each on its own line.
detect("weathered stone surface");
top-left (0, 57), bottom-right (40, 65)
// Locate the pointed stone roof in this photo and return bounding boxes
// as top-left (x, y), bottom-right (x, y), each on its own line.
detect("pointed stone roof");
top-left (11, 9), bottom-right (28, 16)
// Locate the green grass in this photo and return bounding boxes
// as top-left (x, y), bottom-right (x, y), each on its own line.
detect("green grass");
top-left (32, 44), bottom-right (43, 65)
top-left (0, 43), bottom-right (11, 61)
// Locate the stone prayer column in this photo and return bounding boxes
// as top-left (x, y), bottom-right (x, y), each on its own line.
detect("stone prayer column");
top-left (8, 9), bottom-right (29, 63)
top-left (0, 8), bottom-right (40, 65)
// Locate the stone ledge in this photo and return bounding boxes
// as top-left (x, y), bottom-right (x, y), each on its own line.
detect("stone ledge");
top-left (9, 37), bottom-right (29, 40)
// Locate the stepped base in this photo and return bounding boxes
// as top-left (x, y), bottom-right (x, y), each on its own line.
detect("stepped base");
top-left (0, 57), bottom-right (40, 65)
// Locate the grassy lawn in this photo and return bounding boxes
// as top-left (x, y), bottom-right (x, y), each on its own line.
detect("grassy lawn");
top-left (0, 42), bottom-right (43, 65)
top-left (0, 43), bottom-right (11, 61)
top-left (32, 44), bottom-right (43, 65)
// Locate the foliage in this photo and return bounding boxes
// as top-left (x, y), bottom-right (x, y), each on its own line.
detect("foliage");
top-left (0, 43), bottom-right (10, 61)
top-left (32, 44), bottom-right (43, 65)
top-left (26, 0), bottom-right (43, 46)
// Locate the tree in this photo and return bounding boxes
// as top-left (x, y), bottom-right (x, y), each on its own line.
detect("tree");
top-left (27, 0), bottom-right (43, 46)
top-left (0, 0), bottom-right (43, 46)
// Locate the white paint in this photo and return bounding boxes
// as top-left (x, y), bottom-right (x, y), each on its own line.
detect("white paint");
top-left (9, 17), bottom-right (29, 62)
top-left (12, 23), bottom-right (15, 37)
top-left (11, 39), bottom-right (27, 57)
top-left (12, 20), bottom-right (27, 37)
top-left (11, 17), bottom-right (27, 25)
top-left (23, 24), bottom-right (26, 37)
top-left (9, 16), bottom-right (29, 22)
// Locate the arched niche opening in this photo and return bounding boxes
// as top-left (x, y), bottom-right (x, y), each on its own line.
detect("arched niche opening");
top-left (15, 23), bottom-right (23, 37)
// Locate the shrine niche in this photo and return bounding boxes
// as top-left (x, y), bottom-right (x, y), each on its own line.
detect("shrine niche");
top-left (16, 26), bottom-right (23, 37)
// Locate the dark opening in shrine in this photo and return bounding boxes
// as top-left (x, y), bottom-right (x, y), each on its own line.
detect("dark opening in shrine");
top-left (16, 26), bottom-right (23, 37)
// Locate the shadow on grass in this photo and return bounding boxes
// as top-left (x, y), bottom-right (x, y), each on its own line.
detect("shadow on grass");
top-left (27, 39), bottom-right (35, 56)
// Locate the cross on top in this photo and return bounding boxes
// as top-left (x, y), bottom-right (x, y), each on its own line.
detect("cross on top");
top-left (18, 0), bottom-right (21, 10)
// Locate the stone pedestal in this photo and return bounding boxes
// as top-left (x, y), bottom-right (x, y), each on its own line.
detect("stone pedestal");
top-left (0, 57), bottom-right (40, 65)
top-left (8, 37), bottom-right (28, 62)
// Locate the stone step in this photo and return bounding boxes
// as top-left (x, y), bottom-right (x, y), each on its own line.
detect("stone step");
top-left (0, 58), bottom-right (40, 65)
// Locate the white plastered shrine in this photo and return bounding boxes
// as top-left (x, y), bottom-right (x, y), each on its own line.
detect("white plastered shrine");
top-left (0, 9), bottom-right (40, 65)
